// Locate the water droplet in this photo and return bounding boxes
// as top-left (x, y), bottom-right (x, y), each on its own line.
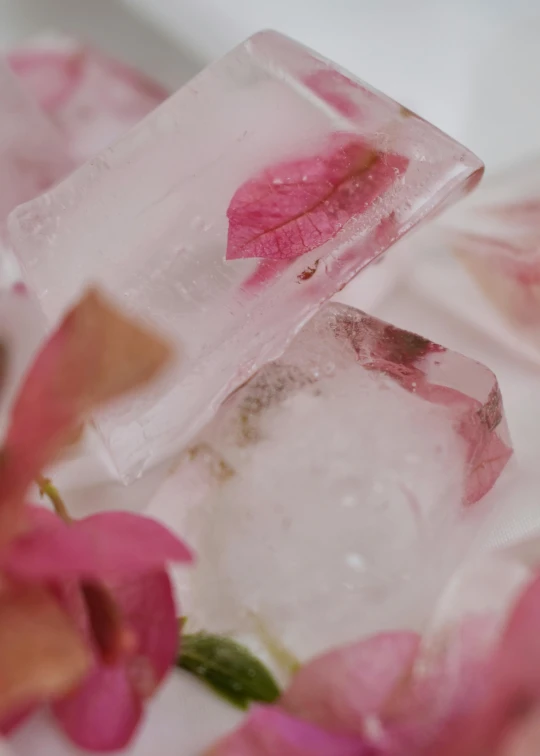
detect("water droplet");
top-left (273, 178), bottom-right (283, 185)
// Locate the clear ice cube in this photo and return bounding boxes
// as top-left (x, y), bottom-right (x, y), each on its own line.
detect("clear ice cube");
top-left (8, 31), bottom-right (483, 480)
top-left (155, 302), bottom-right (511, 661)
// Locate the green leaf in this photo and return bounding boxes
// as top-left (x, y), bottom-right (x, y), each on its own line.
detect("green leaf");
top-left (177, 632), bottom-right (281, 710)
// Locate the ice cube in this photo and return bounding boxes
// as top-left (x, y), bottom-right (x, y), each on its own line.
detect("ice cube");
top-left (155, 302), bottom-right (511, 662)
top-left (7, 33), bottom-right (167, 163)
top-left (8, 31), bottom-right (483, 481)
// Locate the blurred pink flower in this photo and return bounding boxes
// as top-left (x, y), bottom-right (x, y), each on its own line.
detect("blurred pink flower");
top-left (0, 289), bottom-right (193, 750)
top-left (208, 574), bottom-right (540, 756)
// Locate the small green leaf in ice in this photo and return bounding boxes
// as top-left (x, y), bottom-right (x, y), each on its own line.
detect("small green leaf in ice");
top-left (177, 632), bottom-right (281, 710)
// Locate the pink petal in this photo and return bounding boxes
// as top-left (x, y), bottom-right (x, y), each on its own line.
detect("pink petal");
top-left (497, 709), bottom-right (540, 756)
top-left (53, 665), bottom-right (142, 752)
top-left (207, 706), bottom-right (366, 756)
top-left (282, 632), bottom-right (419, 735)
top-left (241, 259), bottom-right (295, 292)
top-left (415, 383), bottom-right (512, 506)
top-left (226, 132), bottom-right (408, 261)
top-left (303, 70), bottom-right (365, 118)
top-left (0, 290), bottom-right (170, 517)
top-left (8, 42), bottom-right (167, 163)
top-left (109, 569), bottom-right (178, 689)
top-left (52, 572), bottom-right (178, 750)
top-left (418, 574), bottom-right (540, 756)
top-left (8, 50), bottom-right (84, 111)
top-left (3, 509), bottom-right (193, 581)
top-left (0, 705), bottom-right (34, 735)
top-left (462, 431), bottom-right (512, 506)
top-left (492, 573), bottom-right (540, 701)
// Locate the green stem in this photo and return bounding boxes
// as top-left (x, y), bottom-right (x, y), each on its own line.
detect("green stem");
top-left (37, 475), bottom-right (72, 523)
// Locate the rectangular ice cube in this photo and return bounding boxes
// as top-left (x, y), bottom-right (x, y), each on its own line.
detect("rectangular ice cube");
top-left (8, 31), bottom-right (484, 480)
top-left (7, 34), bottom-right (167, 164)
top-left (165, 302), bottom-right (511, 661)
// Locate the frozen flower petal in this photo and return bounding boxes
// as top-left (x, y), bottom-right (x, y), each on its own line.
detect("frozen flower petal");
top-left (226, 133), bottom-right (408, 261)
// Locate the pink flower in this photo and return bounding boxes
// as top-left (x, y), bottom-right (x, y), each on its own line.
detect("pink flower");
top-left (0, 288), bottom-right (193, 750)
top-left (1, 506), bottom-right (192, 750)
top-left (208, 574), bottom-right (540, 756)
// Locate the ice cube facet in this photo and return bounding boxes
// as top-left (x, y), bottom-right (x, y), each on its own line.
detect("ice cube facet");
top-left (447, 158), bottom-right (540, 344)
top-left (7, 34), bottom-right (167, 163)
top-left (163, 303), bottom-right (511, 661)
top-left (8, 31), bottom-right (484, 480)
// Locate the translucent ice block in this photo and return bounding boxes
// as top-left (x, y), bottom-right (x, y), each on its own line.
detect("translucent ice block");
top-left (7, 34), bottom-right (167, 163)
top-left (444, 157), bottom-right (540, 347)
top-left (8, 31), bottom-right (484, 480)
top-left (157, 303), bottom-right (511, 661)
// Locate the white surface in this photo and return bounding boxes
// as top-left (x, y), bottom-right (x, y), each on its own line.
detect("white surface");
top-left (125, 0), bottom-right (540, 172)
top-left (2, 1), bottom-right (540, 754)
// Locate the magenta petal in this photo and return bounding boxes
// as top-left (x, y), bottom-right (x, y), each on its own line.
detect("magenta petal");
top-left (241, 259), bottom-right (295, 292)
top-left (414, 576), bottom-right (540, 756)
top-left (0, 704), bottom-right (35, 735)
top-left (493, 574), bottom-right (540, 697)
top-left (282, 632), bottom-right (420, 734)
top-left (3, 510), bottom-right (193, 581)
top-left (53, 665), bottom-right (142, 752)
top-left (109, 569), bottom-right (178, 687)
top-left (304, 70), bottom-right (364, 118)
top-left (226, 132), bottom-right (408, 261)
top-left (209, 706), bottom-right (366, 756)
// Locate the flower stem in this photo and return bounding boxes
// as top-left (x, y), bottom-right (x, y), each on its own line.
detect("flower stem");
top-left (36, 475), bottom-right (72, 523)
